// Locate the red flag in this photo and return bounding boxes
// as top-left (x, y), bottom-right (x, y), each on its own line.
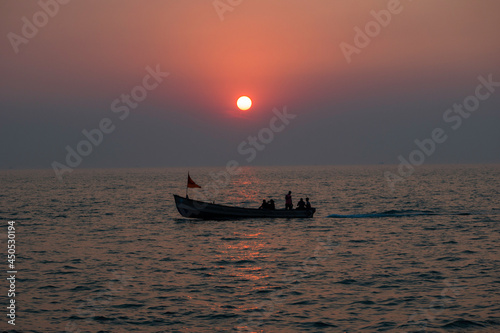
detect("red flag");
top-left (187, 173), bottom-right (201, 188)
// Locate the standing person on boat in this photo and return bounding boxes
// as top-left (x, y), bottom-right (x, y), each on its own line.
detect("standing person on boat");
top-left (285, 191), bottom-right (293, 210)
top-left (296, 198), bottom-right (306, 210)
top-left (305, 197), bottom-right (312, 210)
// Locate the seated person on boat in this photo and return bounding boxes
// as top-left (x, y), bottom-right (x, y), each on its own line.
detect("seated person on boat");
top-left (259, 199), bottom-right (268, 209)
top-left (259, 199), bottom-right (276, 210)
top-left (296, 198), bottom-right (306, 210)
top-left (305, 198), bottom-right (311, 210)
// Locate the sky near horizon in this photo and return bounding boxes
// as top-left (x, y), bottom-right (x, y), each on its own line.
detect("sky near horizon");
top-left (1, 0), bottom-right (499, 171)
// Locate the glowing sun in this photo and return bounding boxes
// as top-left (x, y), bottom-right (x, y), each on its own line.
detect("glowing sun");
top-left (237, 96), bottom-right (252, 110)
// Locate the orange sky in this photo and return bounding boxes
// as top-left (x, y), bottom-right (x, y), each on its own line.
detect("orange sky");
top-left (1, 0), bottom-right (499, 168)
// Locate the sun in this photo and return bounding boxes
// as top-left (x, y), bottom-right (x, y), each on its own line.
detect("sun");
top-left (237, 96), bottom-right (252, 110)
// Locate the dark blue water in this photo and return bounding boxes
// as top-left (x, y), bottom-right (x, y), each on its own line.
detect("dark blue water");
top-left (0, 165), bottom-right (499, 332)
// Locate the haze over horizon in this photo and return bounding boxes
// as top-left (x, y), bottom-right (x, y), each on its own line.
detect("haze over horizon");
top-left (1, 0), bottom-right (499, 172)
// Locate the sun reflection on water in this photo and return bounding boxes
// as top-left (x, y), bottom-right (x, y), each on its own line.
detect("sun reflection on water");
top-left (214, 231), bottom-right (271, 282)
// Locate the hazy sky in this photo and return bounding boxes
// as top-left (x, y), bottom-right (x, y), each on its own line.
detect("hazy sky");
top-left (1, 0), bottom-right (499, 171)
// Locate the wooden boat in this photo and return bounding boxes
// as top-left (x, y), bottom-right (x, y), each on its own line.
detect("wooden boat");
top-left (174, 194), bottom-right (316, 219)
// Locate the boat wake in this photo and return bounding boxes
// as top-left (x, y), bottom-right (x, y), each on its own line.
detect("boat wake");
top-left (327, 209), bottom-right (500, 219)
top-left (327, 209), bottom-right (437, 218)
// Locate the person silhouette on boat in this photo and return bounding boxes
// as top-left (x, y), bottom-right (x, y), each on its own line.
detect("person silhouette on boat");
top-left (305, 197), bottom-right (312, 210)
top-left (285, 191), bottom-right (293, 210)
top-left (296, 198), bottom-right (306, 210)
top-left (268, 199), bottom-right (276, 210)
top-left (259, 199), bottom-right (268, 209)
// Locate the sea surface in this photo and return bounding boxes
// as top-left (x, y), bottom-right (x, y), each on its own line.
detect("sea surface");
top-left (0, 165), bottom-right (499, 332)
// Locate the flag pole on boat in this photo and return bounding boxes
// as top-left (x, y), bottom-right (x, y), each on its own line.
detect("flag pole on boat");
top-left (186, 172), bottom-right (201, 198)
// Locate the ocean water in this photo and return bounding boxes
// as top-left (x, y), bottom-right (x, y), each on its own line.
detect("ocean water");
top-left (0, 165), bottom-right (499, 332)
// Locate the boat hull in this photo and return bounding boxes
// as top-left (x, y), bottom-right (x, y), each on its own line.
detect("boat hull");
top-left (174, 195), bottom-right (315, 219)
